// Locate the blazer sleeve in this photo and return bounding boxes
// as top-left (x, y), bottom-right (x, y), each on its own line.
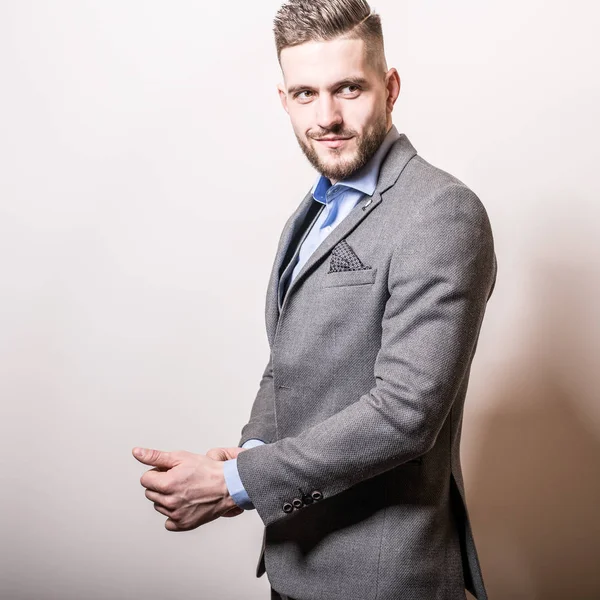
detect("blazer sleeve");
top-left (236, 183), bottom-right (497, 527)
top-left (237, 353), bottom-right (277, 447)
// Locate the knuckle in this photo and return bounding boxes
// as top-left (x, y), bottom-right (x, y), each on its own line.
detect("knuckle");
top-left (170, 510), bottom-right (183, 523)
top-left (180, 451), bottom-right (192, 463)
top-left (164, 498), bottom-right (177, 510)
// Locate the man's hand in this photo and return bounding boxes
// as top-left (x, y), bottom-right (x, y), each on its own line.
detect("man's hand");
top-left (132, 447), bottom-right (239, 531)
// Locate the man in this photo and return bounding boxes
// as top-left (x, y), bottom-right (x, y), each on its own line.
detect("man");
top-left (133, 1), bottom-right (497, 599)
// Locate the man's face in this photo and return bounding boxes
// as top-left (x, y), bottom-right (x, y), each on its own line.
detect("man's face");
top-left (278, 37), bottom-right (397, 184)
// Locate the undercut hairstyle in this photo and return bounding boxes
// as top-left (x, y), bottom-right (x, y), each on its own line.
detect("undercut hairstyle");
top-left (273, 0), bottom-right (387, 74)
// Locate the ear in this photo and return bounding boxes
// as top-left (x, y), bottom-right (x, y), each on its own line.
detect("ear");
top-left (277, 82), bottom-right (289, 115)
top-left (384, 68), bottom-right (401, 113)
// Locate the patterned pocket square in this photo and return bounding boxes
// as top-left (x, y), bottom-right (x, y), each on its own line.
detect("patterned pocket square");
top-left (328, 239), bottom-right (372, 273)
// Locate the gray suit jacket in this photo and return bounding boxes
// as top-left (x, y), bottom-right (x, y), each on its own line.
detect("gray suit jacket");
top-left (236, 134), bottom-right (496, 600)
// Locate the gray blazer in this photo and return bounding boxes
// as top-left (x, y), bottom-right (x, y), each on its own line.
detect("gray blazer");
top-left (236, 133), bottom-right (496, 600)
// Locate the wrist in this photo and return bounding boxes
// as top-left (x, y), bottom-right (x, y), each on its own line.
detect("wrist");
top-left (216, 462), bottom-right (238, 511)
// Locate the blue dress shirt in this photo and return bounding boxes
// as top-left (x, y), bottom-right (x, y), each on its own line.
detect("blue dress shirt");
top-left (223, 124), bottom-right (402, 510)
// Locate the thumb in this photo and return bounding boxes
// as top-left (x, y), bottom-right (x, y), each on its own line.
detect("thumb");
top-left (206, 448), bottom-right (229, 461)
top-left (132, 447), bottom-right (177, 469)
top-left (206, 447), bottom-right (247, 461)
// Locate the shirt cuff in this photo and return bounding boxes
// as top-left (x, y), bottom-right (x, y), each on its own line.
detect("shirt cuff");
top-left (241, 438), bottom-right (266, 449)
top-left (223, 457), bottom-right (256, 510)
top-left (224, 439), bottom-right (265, 510)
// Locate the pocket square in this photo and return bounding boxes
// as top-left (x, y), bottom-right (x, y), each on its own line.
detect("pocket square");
top-left (328, 239), bottom-right (371, 273)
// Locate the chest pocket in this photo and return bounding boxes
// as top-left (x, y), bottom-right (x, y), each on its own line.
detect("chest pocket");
top-left (323, 267), bottom-right (378, 288)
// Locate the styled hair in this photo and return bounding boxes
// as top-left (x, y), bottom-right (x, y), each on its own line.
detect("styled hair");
top-left (273, 0), bottom-right (387, 73)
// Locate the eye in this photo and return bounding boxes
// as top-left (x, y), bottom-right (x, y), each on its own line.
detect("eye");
top-left (340, 84), bottom-right (361, 96)
top-left (295, 90), bottom-right (314, 100)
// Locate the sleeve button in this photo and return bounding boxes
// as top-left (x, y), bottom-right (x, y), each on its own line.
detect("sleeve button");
top-left (302, 494), bottom-right (314, 505)
top-left (292, 497), bottom-right (303, 509)
top-left (282, 502), bottom-right (293, 513)
top-left (311, 490), bottom-right (323, 501)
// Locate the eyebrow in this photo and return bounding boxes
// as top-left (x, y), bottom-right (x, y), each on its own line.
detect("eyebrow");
top-left (287, 76), bottom-right (369, 96)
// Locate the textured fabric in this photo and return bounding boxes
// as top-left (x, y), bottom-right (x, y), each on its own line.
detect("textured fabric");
top-left (271, 587), bottom-right (298, 600)
top-left (237, 132), bottom-right (497, 600)
top-left (271, 589), bottom-right (298, 600)
top-left (328, 238), bottom-right (372, 272)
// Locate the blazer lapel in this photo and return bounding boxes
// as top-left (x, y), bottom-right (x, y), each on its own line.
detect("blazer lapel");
top-left (264, 189), bottom-right (315, 345)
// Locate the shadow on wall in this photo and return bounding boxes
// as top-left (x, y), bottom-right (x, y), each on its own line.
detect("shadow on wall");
top-left (468, 262), bottom-right (600, 600)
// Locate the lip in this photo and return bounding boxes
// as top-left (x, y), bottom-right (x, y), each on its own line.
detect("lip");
top-left (315, 136), bottom-right (353, 149)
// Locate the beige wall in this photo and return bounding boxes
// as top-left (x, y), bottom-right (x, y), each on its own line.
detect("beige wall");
top-left (1, 1), bottom-right (598, 599)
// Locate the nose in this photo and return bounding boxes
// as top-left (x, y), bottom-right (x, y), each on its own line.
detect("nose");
top-left (315, 94), bottom-right (343, 132)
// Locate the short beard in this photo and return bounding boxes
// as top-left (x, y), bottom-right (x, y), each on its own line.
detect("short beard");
top-left (295, 113), bottom-right (389, 182)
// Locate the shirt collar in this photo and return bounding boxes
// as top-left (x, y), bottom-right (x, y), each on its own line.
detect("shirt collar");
top-left (311, 124), bottom-right (401, 204)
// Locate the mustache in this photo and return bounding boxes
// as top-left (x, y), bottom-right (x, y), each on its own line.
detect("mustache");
top-left (308, 129), bottom-right (356, 139)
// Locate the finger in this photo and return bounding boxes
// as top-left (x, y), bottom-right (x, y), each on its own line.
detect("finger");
top-left (206, 448), bottom-right (227, 460)
top-left (144, 488), bottom-right (176, 509)
top-left (206, 447), bottom-right (247, 461)
top-left (165, 518), bottom-right (182, 532)
top-left (165, 516), bottom-right (212, 532)
top-left (140, 470), bottom-right (171, 494)
top-left (132, 447), bottom-right (177, 469)
top-left (153, 503), bottom-right (174, 518)
top-left (222, 506), bottom-right (244, 518)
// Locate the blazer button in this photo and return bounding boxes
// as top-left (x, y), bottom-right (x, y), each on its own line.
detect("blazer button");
top-left (282, 502), bottom-right (293, 513)
top-left (301, 494), bottom-right (314, 505)
top-left (311, 490), bottom-right (323, 501)
top-left (292, 497), bottom-right (303, 509)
